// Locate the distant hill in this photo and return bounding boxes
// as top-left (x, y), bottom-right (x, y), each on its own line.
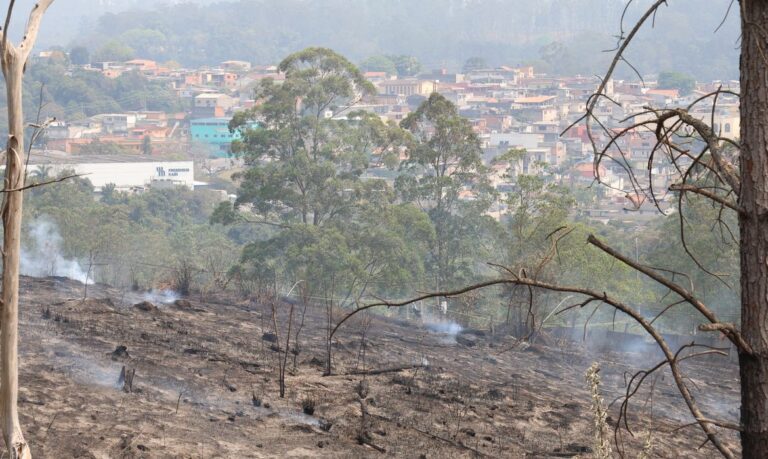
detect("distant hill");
top-left (5, 1), bottom-right (203, 47)
top-left (60, 0), bottom-right (739, 79)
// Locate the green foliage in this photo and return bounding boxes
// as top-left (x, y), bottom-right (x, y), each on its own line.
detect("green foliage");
top-left (76, 140), bottom-right (133, 156)
top-left (24, 173), bottom-right (234, 292)
top-left (76, 0), bottom-right (738, 80)
top-left (643, 194), bottom-right (740, 330)
top-left (397, 92), bottom-right (494, 289)
top-left (505, 172), bottom-right (574, 263)
top-left (118, 28), bottom-right (168, 58)
top-left (226, 49), bottom-right (438, 300)
top-left (398, 93), bottom-right (488, 210)
top-left (230, 48), bottom-right (379, 226)
top-left (0, 63), bottom-right (183, 133)
top-left (235, 201), bottom-right (433, 302)
top-left (462, 57), bottom-right (488, 73)
top-left (346, 110), bottom-right (409, 169)
top-left (93, 39), bottom-right (135, 62)
top-left (69, 46), bottom-right (90, 66)
top-left (277, 47), bottom-right (376, 101)
top-left (101, 183), bottom-right (129, 205)
top-left (657, 71), bottom-right (696, 95)
top-left (359, 55), bottom-right (397, 75)
top-left (142, 136), bottom-right (152, 156)
top-left (387, 55), bottom-right (422, 77)
top-left (210, 201), bottom-right (239, 226)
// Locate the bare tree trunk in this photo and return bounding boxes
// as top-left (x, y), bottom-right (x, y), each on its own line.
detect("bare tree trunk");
top-left (280, 302), bottom-right (294, 398)
top-left (739, 2), bottom-right (768, 455)
top-left (0, 3), bottom-right (55, 457)
top-left (1, 57), bottom-right (27, 459)
top-left (292, 298), bottom-right (308, 371)
top-left (269, 298), bottom-right (285, 398)
top-left (83, 249), bottom-right (95, 300)
top-left (325, 296), bottom-right (333, 376)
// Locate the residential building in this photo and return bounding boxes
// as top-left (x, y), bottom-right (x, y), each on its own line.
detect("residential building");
top-left (378, 79), bottom-right (437, 97)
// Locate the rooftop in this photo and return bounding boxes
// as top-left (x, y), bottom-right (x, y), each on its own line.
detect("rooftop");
top-left (26, 150), bottom-right (192, 165)
top-left (513, 96), bottom-right (556, 104)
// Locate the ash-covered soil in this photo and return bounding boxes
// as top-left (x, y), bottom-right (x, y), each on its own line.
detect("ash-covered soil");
top-left (9, 276), bottom-right (740, 458)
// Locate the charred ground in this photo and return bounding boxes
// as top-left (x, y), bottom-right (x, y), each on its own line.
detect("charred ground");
top-left (10, 276), bottom-right (739, 458)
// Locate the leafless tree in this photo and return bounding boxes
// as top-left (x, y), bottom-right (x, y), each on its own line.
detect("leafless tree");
top-left (203, 252), bottom-right (232, 292)
top-left (268, 293), bottom-right (288, 398)
top-left (0, 2), bottom-right (55, 457)
top-left (323, 278), bottom-right (337, 376)
top-left (83, 249), bottom-right (97, 301)
top-left (270, 281), bottom-right (302, 398)
top-left (354, 312), bottom-right (373, 373)
top-left (172, 258), bottom-right (196, 296)
top-left (330, 2), bottom-right (768, 457)
top-left (291, 282), bottom-right (311, 371)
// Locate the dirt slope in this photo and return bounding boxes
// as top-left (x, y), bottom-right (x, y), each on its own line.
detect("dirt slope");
top-left (8, 276), bottom-right (740, 458)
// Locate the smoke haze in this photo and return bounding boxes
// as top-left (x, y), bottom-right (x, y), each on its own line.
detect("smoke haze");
top-left (21, 218), bottom-right (91, 284)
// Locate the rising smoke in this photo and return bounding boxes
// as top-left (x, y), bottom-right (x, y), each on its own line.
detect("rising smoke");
top-left (421, 308), bottom-right (463, 344)
top-left (142, 289), bottom-right (180, 304)
top-left (21, 218), bottom-right (92, 284)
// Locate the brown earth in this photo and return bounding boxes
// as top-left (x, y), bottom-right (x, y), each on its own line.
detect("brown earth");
top-left (7, 276), bottom-right (740, 458)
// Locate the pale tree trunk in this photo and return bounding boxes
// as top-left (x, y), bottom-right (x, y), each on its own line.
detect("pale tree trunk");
top-left (1, 59), bottom-right (27, 459)
top-left (739, 1), bottom-right (768, 456)
top-left (0, 2), bottom-right (55, 458)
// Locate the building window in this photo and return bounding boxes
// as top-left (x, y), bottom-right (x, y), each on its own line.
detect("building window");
top-left (725, 123), bottom-right (731, 133)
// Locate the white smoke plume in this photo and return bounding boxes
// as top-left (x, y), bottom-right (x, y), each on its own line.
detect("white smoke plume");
top-left (425, 321), bottom-right (463, 336)
top-left (421, 307), bottom-right (463, 337)
top-left (142, 289), bottom-right (180, 304)
top-left (21, 218), bottom-right (92, 284)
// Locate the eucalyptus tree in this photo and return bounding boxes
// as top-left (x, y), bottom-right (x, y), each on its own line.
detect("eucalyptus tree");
top-left (0, 2), bottom-right (56, 457)
top-left (229, 47), bottom-right (376, 227)
top-left (397, 92), bottom-right (493, 291)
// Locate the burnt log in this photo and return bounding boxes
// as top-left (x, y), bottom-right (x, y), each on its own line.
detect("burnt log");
top-left (262, 332), bottom-right (278, 343)
top-left (174, 299), bottom-right (192, 308)
top-left (455, 333), bottom-right (477, 347)
top-left (133, 301), bottom-right (157, 312)
top-left (109, 345), bottom-right (130, 361)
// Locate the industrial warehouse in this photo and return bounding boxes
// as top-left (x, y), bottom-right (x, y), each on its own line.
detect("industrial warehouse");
top-left (21, 150), bottom-right (196, 191)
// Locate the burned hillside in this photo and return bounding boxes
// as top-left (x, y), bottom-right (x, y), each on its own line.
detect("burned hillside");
top-left (13, 275), bottom-right (739, 458)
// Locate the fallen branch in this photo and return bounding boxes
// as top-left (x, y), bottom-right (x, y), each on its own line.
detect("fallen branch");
top-left (343, 364), bottom-right (428, 376)
top-left (359, 438), bottom-right (386, 453)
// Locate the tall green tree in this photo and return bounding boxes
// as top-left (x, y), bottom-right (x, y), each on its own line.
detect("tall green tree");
top-left (462, 56), bottom-right (488, 73)
top-left (93, 39), bottom-right (135, 62)
top-left (359, 55), bottom-right (397, 75)
top-left (657, 71), bottom-right (696, 95)
top-left (397, 92), bottom-right (492, 291)
top-left (230, 47), bottom-right (377, 227)
top-left (142, 135), bottom-right (152, 156)
top-left (387, 55), bottom-right (422, 77)
top-left (69, 46), bottom-right (89, 66)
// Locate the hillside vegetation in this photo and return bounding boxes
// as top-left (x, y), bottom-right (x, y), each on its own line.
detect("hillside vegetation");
top-left (70, 0), bottom-right (739, 79)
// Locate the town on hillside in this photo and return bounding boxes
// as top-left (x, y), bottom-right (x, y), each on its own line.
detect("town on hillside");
top-left (30, 52), bottom-right (738, 227)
